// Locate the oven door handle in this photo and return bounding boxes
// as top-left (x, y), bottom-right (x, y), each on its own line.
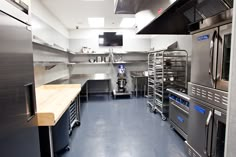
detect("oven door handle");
top-left (209, 31), bottom-right (217, 87)
top-left (205, 110), bottom-right (213, 157)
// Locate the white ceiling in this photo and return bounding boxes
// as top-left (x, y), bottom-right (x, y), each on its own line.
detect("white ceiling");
top-left (41, 0), bottom-right (135, 30)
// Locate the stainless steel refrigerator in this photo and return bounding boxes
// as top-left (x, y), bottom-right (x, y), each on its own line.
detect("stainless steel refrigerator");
top-left (186, 10), bottom-right (232, 157)
top-left (0, 1), bottom-right (41, 157)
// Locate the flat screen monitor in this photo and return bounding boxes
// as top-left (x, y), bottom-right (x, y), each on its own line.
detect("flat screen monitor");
top-left (99, 32), bottom-right (123, 46)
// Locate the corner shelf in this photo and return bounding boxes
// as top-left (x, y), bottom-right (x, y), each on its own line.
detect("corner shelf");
top-left (112, 51), bottom-right (148, 55)
top-left (70, 62), bottom-right (111, 65)
top-left (72, 52), bottom-right (111, 55)
top-left (32, 35), bottom-right (75, 54)
top-left (34, 61), bottom-right (70, 70)
top-left (112, 60), bottom-right (148, 64)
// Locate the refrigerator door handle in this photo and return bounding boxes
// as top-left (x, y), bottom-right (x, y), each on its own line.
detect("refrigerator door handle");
top-left (204, 110), bottom-right (213, 157)
top-left (209, 31), bottom-right (217, 87)
top-left (24, 83), bottom-right (36, 121)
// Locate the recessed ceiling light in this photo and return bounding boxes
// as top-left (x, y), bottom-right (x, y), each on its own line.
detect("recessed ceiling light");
top-left (88, 17), bottom-right (104, 28)
top-left (120, 18), bottom-right (136, 28)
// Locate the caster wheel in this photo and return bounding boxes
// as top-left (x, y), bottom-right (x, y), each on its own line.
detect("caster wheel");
top-left (149, 107), bottom-right (154, 113)
top-left (153, 109), bottom-right (158, 114)
top-left (65, 146), bottom-right (70, 151)
top-left (75, 121), bottom-right (81, 127)
top-left (161, 115), bottom-right (167, 121)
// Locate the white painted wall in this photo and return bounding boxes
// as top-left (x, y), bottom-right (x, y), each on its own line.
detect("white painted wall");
top-left (69, 29), bottom-right (151, 53)
top-left (31, 0), bottom-right (69, 38)
top-left (151, 35), bottom-right (192, 55)
top-left (34, 65), bottom-right (69, 87)
top-left (33, 44), bottom-right (69, 87)
top-left (32, 14), bottom-right (69, 49)
top-left (31, 0), bottom-right (70, 86)
top-left (225, 2), bottom-right (236, 156)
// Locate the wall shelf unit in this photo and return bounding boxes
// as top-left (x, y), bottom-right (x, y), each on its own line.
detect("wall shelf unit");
top-left (33, 35), bottom-right (74, 54)
top-left (112, 60), bottom-right (148, 64)
top-left (70, 62), bottom-right (111, 65)
top-left (34, 61), bottom-right (71, 70)
top-left (68, 51), bottom-right (149, 67)
top-left (72, 52), bottom-right (111, 55)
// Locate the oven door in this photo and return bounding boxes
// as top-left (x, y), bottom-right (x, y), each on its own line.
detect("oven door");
top-left (216, 23), bottom-right (232, 91)
top-left (191, 28), bottom-right (218, 89)
top-left (211, 109), bottom-right (226, 157)
top-left (187, 97), bottom-right (213, 157)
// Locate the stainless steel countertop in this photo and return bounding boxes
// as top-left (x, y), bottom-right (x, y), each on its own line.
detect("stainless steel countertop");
top-left (48, 73), bottom-right (111, 86)
top-left (130, 71), bottom-right (148, 78)
top-left (167, 88), bottom-right (190, 101)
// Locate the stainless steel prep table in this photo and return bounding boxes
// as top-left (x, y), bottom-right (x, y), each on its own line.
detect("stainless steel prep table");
top-left (49, 73), bottom-right (111, 101)
top-left (130, 71), bottom-right (148, 97)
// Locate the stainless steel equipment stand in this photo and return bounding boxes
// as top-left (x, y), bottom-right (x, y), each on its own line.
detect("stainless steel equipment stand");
top-left (130, 71), bottom-right (148, 97)
top-left (113, 89), bottom-right (132, 99)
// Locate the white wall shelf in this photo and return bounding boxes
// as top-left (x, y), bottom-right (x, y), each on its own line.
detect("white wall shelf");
top-left (112, 60), bottom-right (148, 64)
top-left (72, 52), bottom-right (111, 55)
top-left (70, 62), bottom-right (111, 65)
top-left (33, 35), bottom-right (74, 54)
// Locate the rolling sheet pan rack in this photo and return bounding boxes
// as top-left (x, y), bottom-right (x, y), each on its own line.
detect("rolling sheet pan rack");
top-left (147, 49), bottom-right (188, 120)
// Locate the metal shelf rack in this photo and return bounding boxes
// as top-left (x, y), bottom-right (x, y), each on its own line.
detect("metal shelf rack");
top-left (147, 49), bottom-right (188, 120)
top-left (147, 52), bottom-right (156, 110)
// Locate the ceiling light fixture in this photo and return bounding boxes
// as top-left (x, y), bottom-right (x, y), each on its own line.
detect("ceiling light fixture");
top-left (81, 0), bottom-right (104, 1)
top-left (120, 18), bottom-right (136, 28)
top-left (88, 17), bottom-right (104, 28)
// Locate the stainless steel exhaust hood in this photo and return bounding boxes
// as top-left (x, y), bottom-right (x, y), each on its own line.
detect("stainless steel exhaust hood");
top-left (114, 0), bottom-right (233, 34)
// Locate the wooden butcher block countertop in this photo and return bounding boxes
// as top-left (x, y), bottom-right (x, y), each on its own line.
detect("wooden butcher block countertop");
top-left (35, 84), bottom-right (81, 126)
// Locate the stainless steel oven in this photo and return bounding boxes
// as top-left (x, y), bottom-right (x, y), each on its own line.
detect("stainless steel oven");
top-left (191, 15), bottom-right (232, 92)
top-left (187, 10), bottom-right (230, 157)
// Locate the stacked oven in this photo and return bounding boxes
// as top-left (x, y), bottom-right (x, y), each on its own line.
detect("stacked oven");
top-left (186, 10), bottom-right (232, 157)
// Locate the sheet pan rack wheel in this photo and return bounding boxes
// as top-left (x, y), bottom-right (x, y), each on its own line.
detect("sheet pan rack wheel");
top-left (65, 145), bottom-right (70, 151)
top-left (149, 105), bottom-right (157, 114)
top-left (75, 121), bottom-right (81, 127)
top-left (161, 114), bottom-right (167, 121)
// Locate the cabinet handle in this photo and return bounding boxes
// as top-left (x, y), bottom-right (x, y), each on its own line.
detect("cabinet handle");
top-left (24, 83), bottom-right (36, 121)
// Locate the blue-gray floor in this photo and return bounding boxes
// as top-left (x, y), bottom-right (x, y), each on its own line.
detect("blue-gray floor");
top-left (61, 95), bottom-right (187, 157)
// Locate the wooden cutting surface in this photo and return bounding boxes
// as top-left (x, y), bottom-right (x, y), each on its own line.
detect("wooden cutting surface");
top-left (35, 84), bottom-right (81, 126)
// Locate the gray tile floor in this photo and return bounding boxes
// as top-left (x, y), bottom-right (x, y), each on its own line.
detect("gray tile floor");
top-left (61, 95), bottom-right (187, 157)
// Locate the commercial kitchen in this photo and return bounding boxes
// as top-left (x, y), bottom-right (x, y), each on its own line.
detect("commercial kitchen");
top-left (1, 0), bottom-right (236, 157)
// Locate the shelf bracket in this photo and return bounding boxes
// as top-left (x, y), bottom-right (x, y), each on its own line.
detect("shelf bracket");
top-left (45, 65), bottom-right (56, 70)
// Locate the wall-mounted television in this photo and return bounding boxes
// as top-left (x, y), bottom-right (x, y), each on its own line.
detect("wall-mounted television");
top-left (99, 32), bottom-right (123, 46)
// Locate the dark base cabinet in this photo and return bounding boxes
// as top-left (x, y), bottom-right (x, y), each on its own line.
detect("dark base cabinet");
top-left (39, 110), bottom-right (70, 157)
top-left (38, 96), bottom-right (81, 157)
